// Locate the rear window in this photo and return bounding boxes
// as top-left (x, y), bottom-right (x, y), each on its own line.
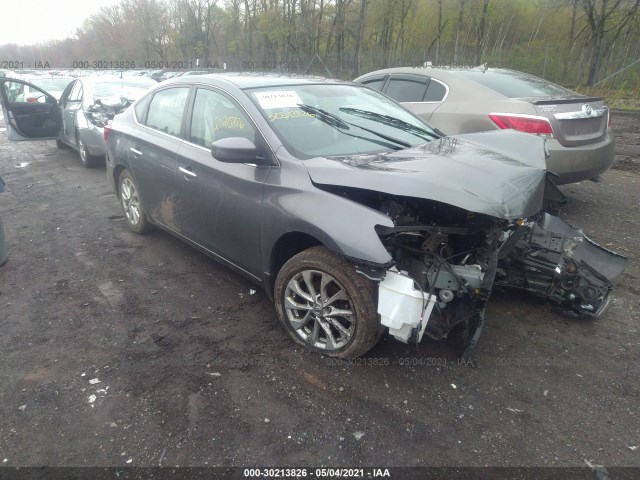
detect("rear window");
top-left (386, 78), bottom-right (428, 102)
top-left (458, 70), bottom-right (575, 98)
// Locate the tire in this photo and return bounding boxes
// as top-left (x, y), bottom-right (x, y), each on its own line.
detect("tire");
top-left (118, 170), bottom-right (151, 234)
top-left (78, 136), bottom-right (101, 168)
top-left (55, 138), bottom-right (67, 149)
top-left (274, 246), bottom-right (381, 358)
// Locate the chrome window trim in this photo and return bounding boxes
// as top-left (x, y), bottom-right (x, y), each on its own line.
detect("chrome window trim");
top-left (398, 78), bottom-right (450, 104)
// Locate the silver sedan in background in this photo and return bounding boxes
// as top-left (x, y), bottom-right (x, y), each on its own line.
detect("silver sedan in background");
top-left (355, 67), bottom-right (614, 184)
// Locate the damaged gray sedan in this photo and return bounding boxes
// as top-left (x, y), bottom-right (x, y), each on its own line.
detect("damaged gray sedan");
top-left (98, 74), bottom-right (625, 359)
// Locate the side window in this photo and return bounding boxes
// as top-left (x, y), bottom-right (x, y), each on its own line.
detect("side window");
top-left (424, 79), bottom-right (447, 102)
top-left (68, 82), bottom-right (83, 102)
top-left (385, 78), bottom-right (428, 102)
top-left (145, 87), bottom-right (190, 137)
top-left (361, 78), bottom-right (386, 91)
top-left (134, 93), bottom-right (152, 123)
top-left (3, 81), bottom-right (25, 103)
top-left (189, 88), bottom-right (255, 148)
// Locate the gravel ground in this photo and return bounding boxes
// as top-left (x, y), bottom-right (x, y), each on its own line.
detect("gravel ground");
top-left (0, 110), bottom-right (638, 472)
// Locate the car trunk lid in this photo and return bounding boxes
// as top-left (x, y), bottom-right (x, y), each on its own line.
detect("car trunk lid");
top-left (523, 96), bottom-right (609, 147)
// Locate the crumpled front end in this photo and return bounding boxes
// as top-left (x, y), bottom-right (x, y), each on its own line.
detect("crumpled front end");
top-left (495, 214), bottom-right (626, 317)
top-left (372, 206), bottom-right (626, 360)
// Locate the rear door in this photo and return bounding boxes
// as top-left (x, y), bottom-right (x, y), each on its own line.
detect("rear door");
top-left (0, 78), bottom-right (61, 140)
top-left (126, 86), bottom-right (191, 230)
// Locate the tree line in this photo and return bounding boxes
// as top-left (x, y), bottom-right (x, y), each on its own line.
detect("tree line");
top-left (1, 0), bottom-right (639, 87)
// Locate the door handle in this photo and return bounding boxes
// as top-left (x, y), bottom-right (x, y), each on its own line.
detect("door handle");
top-left (130, 147), bottom-right (142, 156)
top-left (179, 166), bottom-right (197, 178)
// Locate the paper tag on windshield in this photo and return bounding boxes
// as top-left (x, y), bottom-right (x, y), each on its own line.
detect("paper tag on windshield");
top-left (255, 91), bottom-right (303, 109)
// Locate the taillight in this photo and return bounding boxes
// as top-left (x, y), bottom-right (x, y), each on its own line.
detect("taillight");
top-left (103, 123), bottom-right (112, 143)
top-left (489, 113), bottom-right (554, 136)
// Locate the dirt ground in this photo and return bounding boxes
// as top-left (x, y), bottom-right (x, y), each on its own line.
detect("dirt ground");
top-left (0, 110), bottom-right (638, 472)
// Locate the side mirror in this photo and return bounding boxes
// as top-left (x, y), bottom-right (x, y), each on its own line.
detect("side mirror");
top-left (211, 137), bottom-right (259, 164)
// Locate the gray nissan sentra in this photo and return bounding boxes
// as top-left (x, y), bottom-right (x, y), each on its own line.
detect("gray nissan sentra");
top-left (0, 73), bottom-right (625, 359)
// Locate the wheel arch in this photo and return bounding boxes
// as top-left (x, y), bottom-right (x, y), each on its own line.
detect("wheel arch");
top-left (268, 231), bottom-right (323, 296)
top-left (112, 164), bottom-right (127, 195)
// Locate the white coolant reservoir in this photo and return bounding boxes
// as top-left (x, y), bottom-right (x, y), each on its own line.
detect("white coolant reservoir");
top-left (377, 269), bottom-right (436, 343)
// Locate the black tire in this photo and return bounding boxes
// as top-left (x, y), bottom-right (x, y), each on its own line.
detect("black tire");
top-left (78, 136), bottom-right (101, 167)
top-left (55, 138), bottom-right (67, 149)
top-left (118, 170), bottom-right (151, 234)
top-left (274, 246), bottom-right (381, 358)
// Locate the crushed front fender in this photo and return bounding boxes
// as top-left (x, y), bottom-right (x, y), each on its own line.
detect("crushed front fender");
top-left (496, 213), bottom-right (626, 317)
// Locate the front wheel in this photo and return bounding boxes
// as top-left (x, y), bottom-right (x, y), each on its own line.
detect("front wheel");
top-left (118, 170), bottom-right (151, 234)
top-left (274, 246), bottom-right (382, 358)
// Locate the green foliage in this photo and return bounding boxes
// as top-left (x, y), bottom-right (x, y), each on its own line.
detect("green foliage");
top-left (0, 0), bottom-right (637, 101)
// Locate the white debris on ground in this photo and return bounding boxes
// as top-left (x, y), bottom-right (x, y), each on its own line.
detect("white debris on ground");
top-left (206, 372), bottom-right (222, 377)
top-left (89, 378), bottom-right (101, 384)
top-left (126, 458), bottom-right (133, 464)
top-left (353, 432), bottom-right (364, 440)
top-left (249, 289), bottom-right (256, 295)
top-left (544, 390), bottom-right (549, 396)
top-left (264, 418), bottom-right (270, 423)
top-left (88, 395), bottom-right (97, 404)
top-left (451, 384), bottom-right (457, 389)
top-left (18, 404), bottom-right (26, 412)
top-left (629, 446), bottom-right (638, 451)
top-left (506, 408), bottom-right (523, 413)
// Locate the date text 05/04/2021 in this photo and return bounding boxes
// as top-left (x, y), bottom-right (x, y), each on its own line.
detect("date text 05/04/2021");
top-left (243, 468), bottom-right (391, 478)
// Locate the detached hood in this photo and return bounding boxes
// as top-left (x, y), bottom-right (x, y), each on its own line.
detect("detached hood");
top-left (304, 130), bottom-right (549, 220)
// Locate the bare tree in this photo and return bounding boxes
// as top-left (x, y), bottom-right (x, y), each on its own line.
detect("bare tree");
top-left (582, 0), bottom-right (640, 85)
top-left (473, 0), bottom-right (490, 65)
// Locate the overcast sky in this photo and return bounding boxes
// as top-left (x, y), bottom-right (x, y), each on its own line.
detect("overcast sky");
top-left (0, 0), bottom-right (121, 46)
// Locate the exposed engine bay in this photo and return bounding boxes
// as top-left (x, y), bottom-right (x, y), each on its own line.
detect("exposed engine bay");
top-left (326, 187), bottom-right (626, 360)
top-left (86, 97), bottom-right (134, 127)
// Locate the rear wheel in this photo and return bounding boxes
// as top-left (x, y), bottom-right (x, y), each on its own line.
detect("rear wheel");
top-left (118, 170), bottom-right (151, 234)
top-left (78, 136), bottom-right (101, 167)
top-left (274, 246), bottom-right (381, 358)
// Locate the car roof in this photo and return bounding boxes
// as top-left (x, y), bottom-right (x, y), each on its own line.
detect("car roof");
top-left (164, 72), bottom-right (350, 89)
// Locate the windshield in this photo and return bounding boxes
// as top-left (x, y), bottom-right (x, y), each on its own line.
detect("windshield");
top-left (247, 84), bottom-right (438, 158)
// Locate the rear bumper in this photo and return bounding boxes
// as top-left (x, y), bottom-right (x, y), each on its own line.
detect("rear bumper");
top-left (546, 132), bottom-right (615, 184)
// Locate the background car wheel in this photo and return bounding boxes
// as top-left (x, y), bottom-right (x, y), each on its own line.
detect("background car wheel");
top-left (78, 137), bottom-right (101, 167)
top-left (274, 246), bottom-right (381, 358)
top-left (55, 138), bottom-right (67, 149)
top-left (118, 170), bottom-right (151, 234)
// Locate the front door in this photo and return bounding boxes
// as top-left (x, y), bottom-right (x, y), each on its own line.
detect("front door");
top-left (0, 79), bottom-right (60, 141)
